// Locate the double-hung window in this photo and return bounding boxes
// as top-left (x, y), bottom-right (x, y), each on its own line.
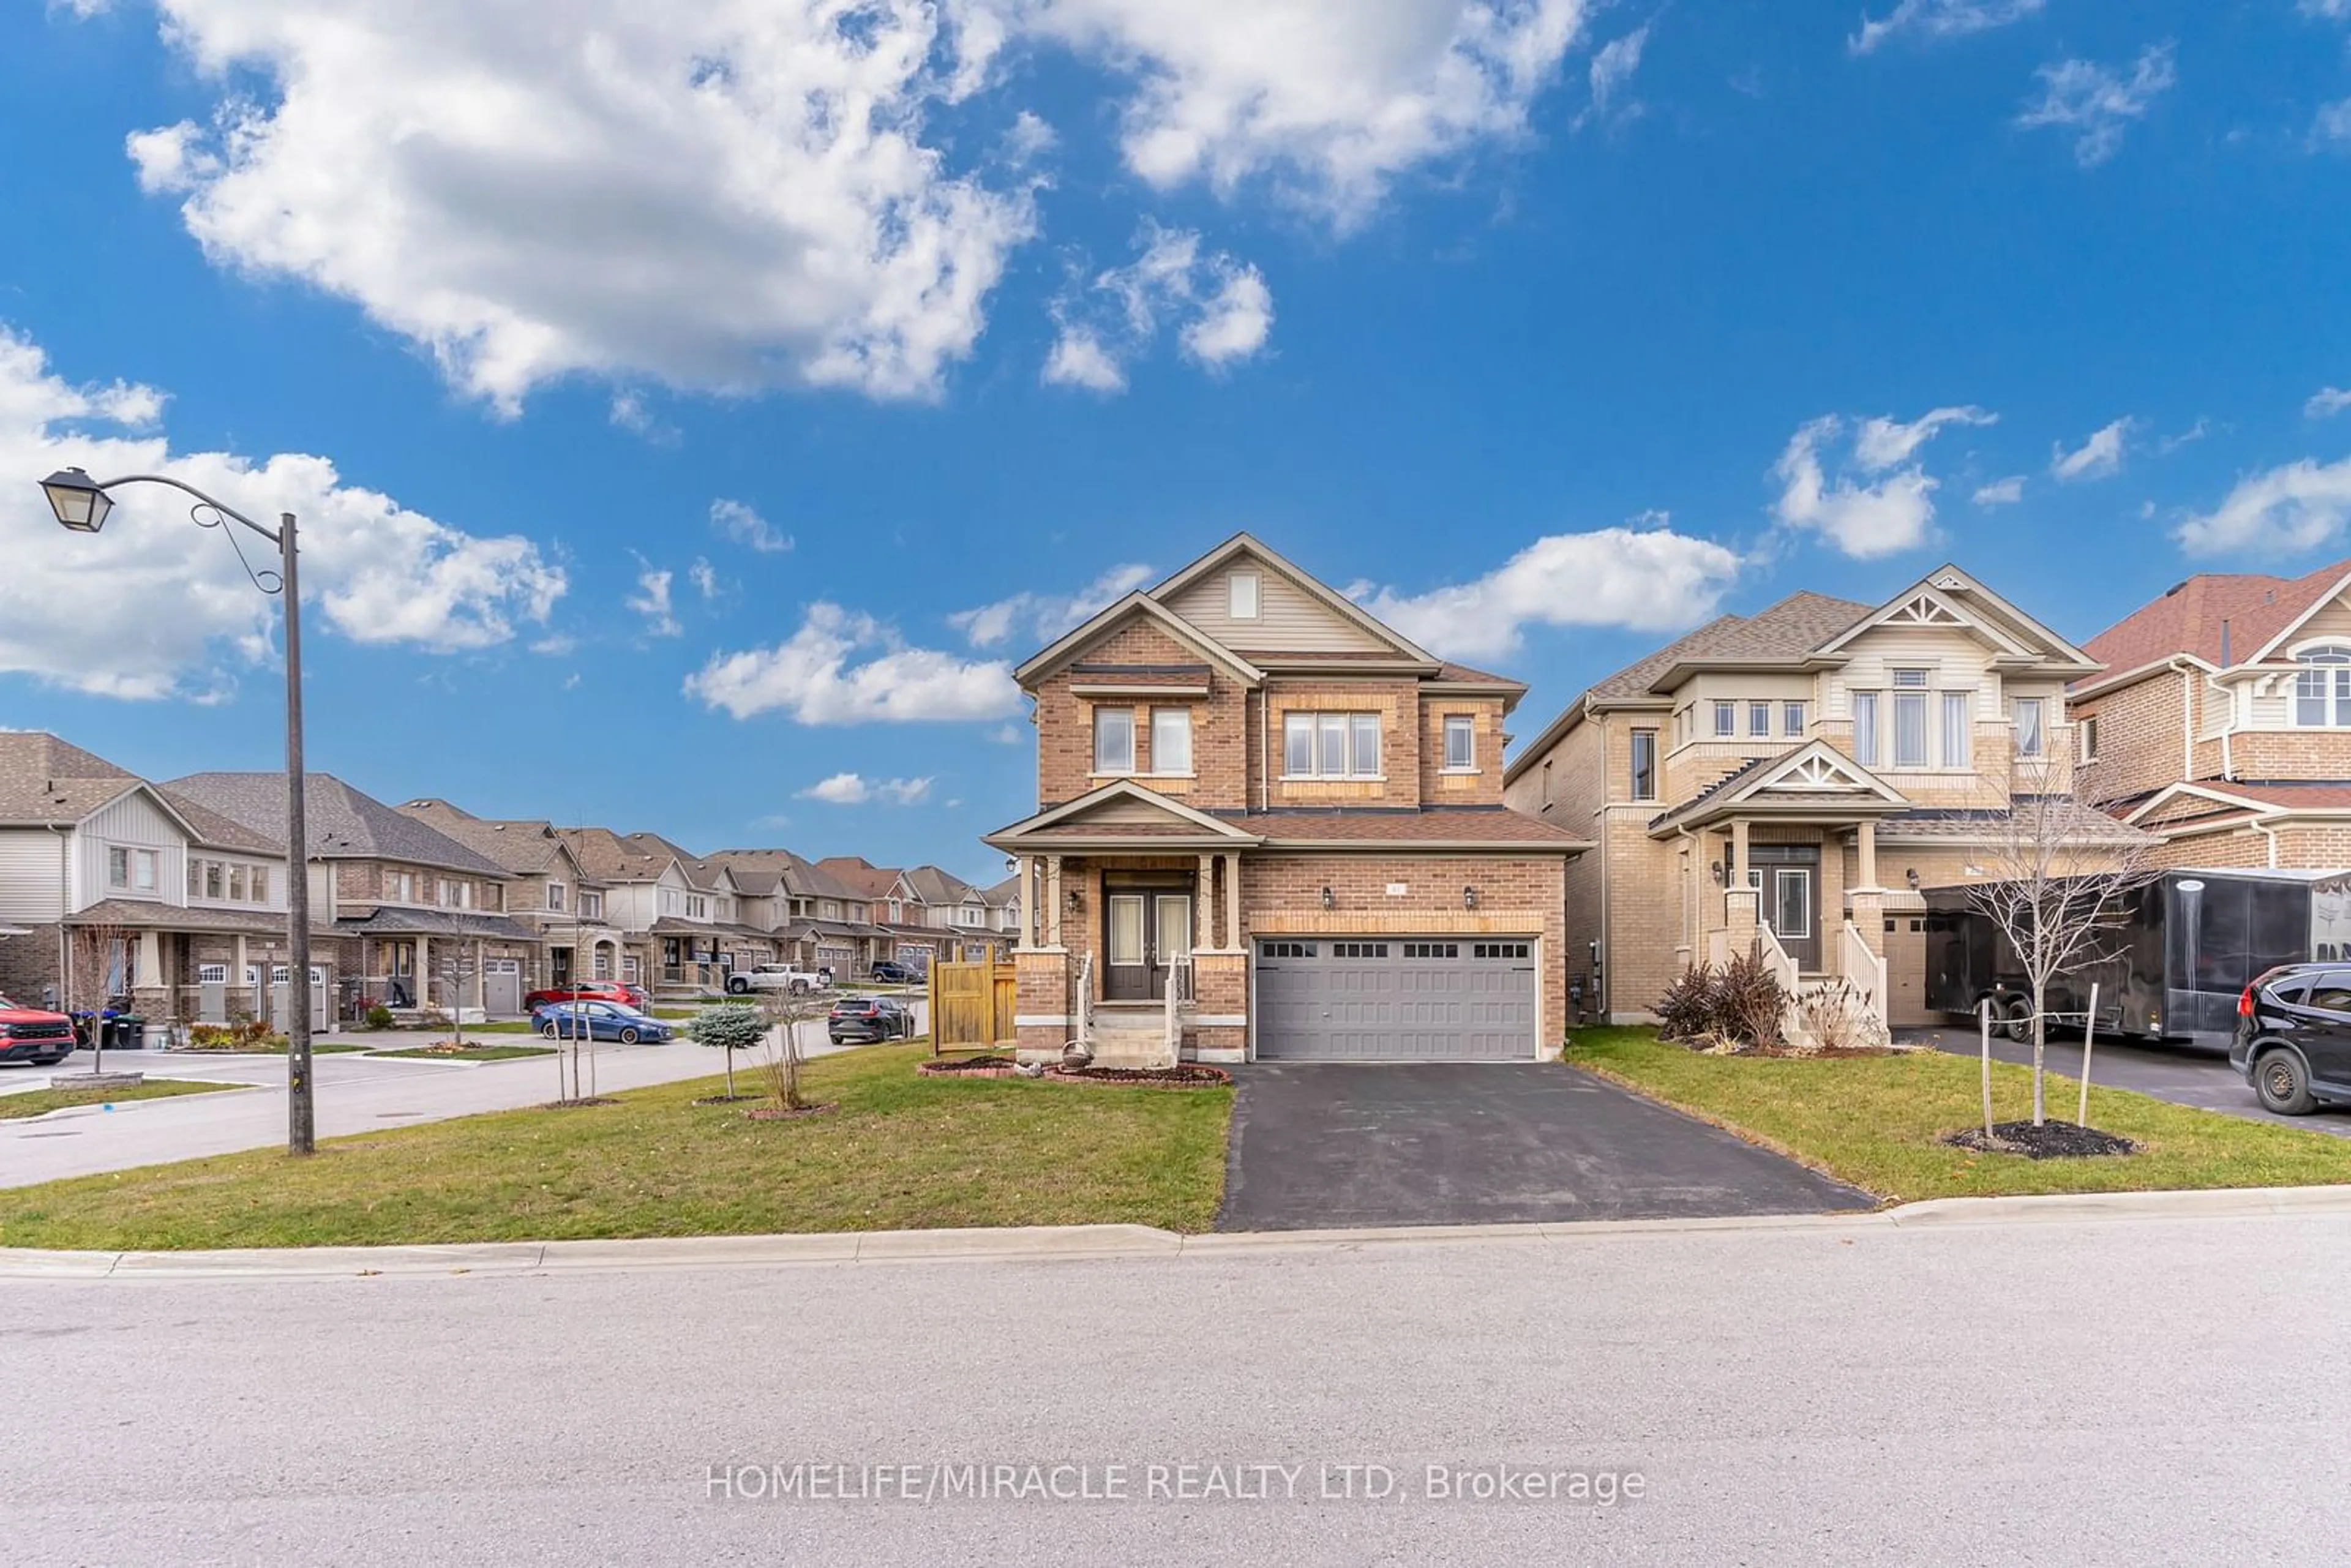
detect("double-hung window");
top-left (1629, 729), bottom-right (1657, 802)
top-left (1941, 691), bottom-right (1971, 770)
top-left (1442, 715), bottom-right (1476, 771)
top-left (1852, 691), bottom-right (1880, 768)
top-left (1749, 701), bottom-right (1771, 738)
top-left (1713, 701), bottom-right (1736, 738)
top-left (107, 846), bottom-right (130, 888)
top-left (2014, 697), bottom-right (2047, 758)
top-left (2295, 648), bottom-right (2351, 727)
top-left (1282, 712), bottom-right (1381, 778)
top-left (1150, 708), bottom-right (1193, 774)
top-left (1783, 701), bottom-right (1807, 737)
top-left (1092, 707), bottom-right (1136, 773)
top-left (1892, 670), bottom-right (1930, 770)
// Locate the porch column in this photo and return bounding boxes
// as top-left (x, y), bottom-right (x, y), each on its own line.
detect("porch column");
top-left (1855, 819), bottom-right (1880, 891)
top-left (1728, 818), bottom-right (1750, 888)
top-left (1197, 854), bottom-right (1218, 948)
top-left (136, 930), bottom-right (161, 990)
top-left (232, 932), bottom-right (249, 1016)
top-left (416, 934), bottom-right (432, 1008)
top-left (1224, 853), bottom-right (1242, 951)
top-left (1019, 857), bottom-right (1038, 950)
top-left (472, 938), bottom-right (486, 1012)
top-left (1046, 855), bottom-right (1064, 948)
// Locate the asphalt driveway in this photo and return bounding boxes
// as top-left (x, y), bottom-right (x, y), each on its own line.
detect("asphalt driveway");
top-left (1911, 1027), bottom-right (2351, 1139)
top-left (1215, 1062), bottom-right (1872, 1232)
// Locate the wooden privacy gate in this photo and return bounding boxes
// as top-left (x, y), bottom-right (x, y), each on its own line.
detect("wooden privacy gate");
top-left (927, 953), bottom-right (1017, 1053)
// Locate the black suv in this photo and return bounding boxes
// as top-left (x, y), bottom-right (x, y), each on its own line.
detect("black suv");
top-left (2230, 964), bottom-right (2351, 1115)
top-left (866, 961), bottom-right (920, 986)
top-left (828, 995), bottom-right (915, 1045)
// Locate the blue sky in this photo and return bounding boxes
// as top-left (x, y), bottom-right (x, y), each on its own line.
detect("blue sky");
top-left (2, 0), bottom-right (2349, 884)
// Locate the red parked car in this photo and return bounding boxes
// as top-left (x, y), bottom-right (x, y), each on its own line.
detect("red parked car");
top-left (0, 992), bottom-right (78, 1067)
top-left (522, 980), bottom-right (648, 1014)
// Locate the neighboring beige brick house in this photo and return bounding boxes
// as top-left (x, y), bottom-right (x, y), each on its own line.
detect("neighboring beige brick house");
top-left (2073, 557), bottom-right (2351, 869)
top-left (984, 534), bottom-right (1588, 1064)
top-left (1502, 565), bottom-right (2145, 1028)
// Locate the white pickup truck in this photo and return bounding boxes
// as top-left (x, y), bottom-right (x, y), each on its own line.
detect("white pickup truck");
top-left (725, 962), bottom-right (834, 996)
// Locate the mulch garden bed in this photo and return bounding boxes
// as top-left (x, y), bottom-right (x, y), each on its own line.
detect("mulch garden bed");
top-left (692, 1092), bottom-right (765, 1105)
top-left (1045, 1063), bottom-right (1232, 1089)
top-left (543, 1097), bottom-right (618, 1109)
top-left (1942, 1120), bottom-right (2141, 1159)
top-left (916, 1056), bottom-right (1021, 1079)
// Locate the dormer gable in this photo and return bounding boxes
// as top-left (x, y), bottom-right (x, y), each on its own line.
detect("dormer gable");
top-left (1152, 534), bottom-right (1439, 665)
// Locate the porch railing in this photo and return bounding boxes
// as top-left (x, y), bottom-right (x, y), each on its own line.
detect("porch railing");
top-left (1163, 955), bottom-right (1194, 1062)
top-left (1755, 923), bottom-right (1801, 997)
top-left (1840, 921), bottom-right (1888, 1024)
top-left (1073, 954), bottom-right (1093, 1050)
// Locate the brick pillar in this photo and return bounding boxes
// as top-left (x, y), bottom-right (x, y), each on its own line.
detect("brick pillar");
top-left (1014, 948), bottom-right (1071, 1062)
top-left (1848, 891), bottom-right (1886, 962)
top-left (1724, 887), bottom-right (1759, 960)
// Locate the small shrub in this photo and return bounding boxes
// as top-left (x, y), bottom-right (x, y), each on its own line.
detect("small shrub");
top-left (364, 1004), bottom-right (394, 1031)
top-left (1792, 979), bottom-right (1893, 1054)
top-left (186, 1019), bottom-right (282, 1051)
top-left (1654, 945), bottom-right (1787, 1051)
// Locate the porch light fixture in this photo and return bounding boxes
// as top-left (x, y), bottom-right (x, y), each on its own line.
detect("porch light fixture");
top-left (1065, 885), bottom-right (1082, 913)
top-left (1463, 885), bottom-right (1478, 910)
top-left (1710, 861), bottom-right (1726, 887)
top-left (1905, 868), bottom-right (1920, 890)
top-left (1319, 886), bottom-right (1335, 910)
top-left (39, 467), bottom-right (113, 532)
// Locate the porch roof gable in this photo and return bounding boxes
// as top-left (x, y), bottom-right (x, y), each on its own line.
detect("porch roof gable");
top-left (1648, 741), bottom-right (1910, 837)
top-left (983, 780), bottom-right (1265, 852)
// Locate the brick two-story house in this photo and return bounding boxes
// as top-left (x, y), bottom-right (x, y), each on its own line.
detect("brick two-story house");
top-left (1502, 565), bottom-right (2147, 1028)
top-left (984, 535), bottom-right (1588, 1064)
top-left (2073, 557), bottom-right (2351, 869)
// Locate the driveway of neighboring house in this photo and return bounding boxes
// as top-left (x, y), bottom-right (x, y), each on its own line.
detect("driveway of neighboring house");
top-left (1911, 1027), bottom-right (2351, 1140)
top-left (1215, 1063), bottom-right (1873, 1232)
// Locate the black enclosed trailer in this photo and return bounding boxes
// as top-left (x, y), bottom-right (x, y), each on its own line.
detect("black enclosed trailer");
top-left (1922, 868), bottom-right (2351, 1047)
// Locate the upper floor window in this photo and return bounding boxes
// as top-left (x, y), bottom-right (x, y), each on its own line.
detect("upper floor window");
top-left (1942, 692), bottom-right (1972, 770)
top-left (1712, 701), bottom-right (1735, 738)
top-left (1283, 711), bottom-right (1381, 778)
top-left (1852, 691), bottom-right (1880, 768)
top-left (1783, 701), bottom-right (1807, 737)
top-left (581, 890), bottom-right (604, 920)
top-left (1093, 707), bottom-right (1136, 773)
top-left (686, 894), bottom-right (710, 920)
top-left (1630, 729), bottom-right (1657, 802)
top-left (1442, 715), bottom-right (1477, 771)
top-left (2013, 697), bottom-right (2047, 758)
top-left (1229, 571), bottom-right (1261, 620)
top-left (2080, 715), bottom-right (2101, 763)
top-left (1893, 685), bottom-right (1929, 770)
top-left (547, 880), bottom-right (567, 912)
top-left (1151, 707), bottom-right (1193, 774)
top-left (107, 846), bottom-right (158, 893)
top-left (2295, 647), bottom-right (2351, 727)
top-left (1747, 701), bottom-right (1770, 738)
top-left (386, 871), bottom-right (416, 903)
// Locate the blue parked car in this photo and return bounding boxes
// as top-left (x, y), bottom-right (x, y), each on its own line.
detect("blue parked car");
top-left (533, 1000), bottom-right (673, 1045)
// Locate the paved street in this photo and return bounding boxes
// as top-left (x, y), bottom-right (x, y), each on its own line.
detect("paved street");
top-left (1219, 1063), bottom-right (1871, 1229)
top-left (0, 1007), bottom-right (915, 1188)
top-left (1910, 1025), bottom-right (2351, 1138)
top-left (4, 1206), bottom-right (2347, 1565)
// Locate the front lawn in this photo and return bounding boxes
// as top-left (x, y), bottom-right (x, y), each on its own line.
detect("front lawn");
top-left (362, 1044), bottom-right (557, 1062)
top-left (0, 1043), bottom-right (1231, 1250)
top-left (1, 1079), bottom-right (239, 1120)
top-left (1566, 1026), bottom-right (2351, 1202)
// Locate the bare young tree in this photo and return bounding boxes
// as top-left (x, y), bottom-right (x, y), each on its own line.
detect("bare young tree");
top-left (1963, 752), bottom-right (2157, 1128)
top-left (757, 988), bottom-right (830, 1112)
top-left (69, 918), bottom-right (130, 1073)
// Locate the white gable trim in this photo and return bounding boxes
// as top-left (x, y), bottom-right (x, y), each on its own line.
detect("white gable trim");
top-left (984, 780), bottom-right (1262, 843)
top-left (1812, 583), bottom-right (2038, 661)
top-left (1736, 743), bottom-right (1909, 806)
top-left (1013, 594), bottom-right (1265, 688)
top-left (1147, 533), bottom-right (1441, 666)
top-left (2247, 568), bottom-right (2351, 664)
top-left (2121, 781), bottom-right (2274, 827)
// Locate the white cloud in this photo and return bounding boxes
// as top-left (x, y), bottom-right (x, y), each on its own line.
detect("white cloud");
top-left (2015, 44), bottom-right (2177, 168)
top-left (0, 324), bottom-right (563, 700)
top-left (121, 1), bottom-right (1036, 413)
top-left (710, 498), bottom-right (792, 553)
top-left (1579, 25), bottom-right (1648, 127)
top-left (2176, 457), bottom-right (2351, 557)
top-left (952, 563), bottom-right (1157, 647)
top-left (2308, 386), bottom-right (2351, 419)
top-left (798, 772), bottom-right (935, 805)
top-left (1773, 408), bottom-right (1986, 558)
top-left (2157, 417), bottom-right (2211, 454)
top-left (1852, 405), bottom-right (1996, 471)
top-left (958, 0), bottom-right (1594, 227)
top-left (1044, 225), bottom-right (1274, 391)
top-left (607, 392), bottom-right (677, 445)
top-left (1973, 476), bottom-right (2026, 507)
top-left (1355, 522), bottom-right (1743, 661)
top-left (988, 722), bottom-right (1027, 745)
top-left (686, 602), bottom-right (1022, 722)
top-left (2051, 418), bottom-right (2131, 482)
top-left (1005, 110), bottom-right (1059, 165)
top-left (2315, 99), bottom-right (2351, 148)
top-left (1850, 0), bottom-right (2044, 56)
top-left (2303, 1), bottom-right (2351, 20)
top-left (689, 558), bottom-right (722, 601)
top-left (625, 559), bottom-right (680, 637)
top-left (530, 634), bottom-right (577, 656)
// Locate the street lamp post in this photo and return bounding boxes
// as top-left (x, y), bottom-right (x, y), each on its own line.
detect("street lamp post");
top-left (38, 467), bottom-right (317, 1156)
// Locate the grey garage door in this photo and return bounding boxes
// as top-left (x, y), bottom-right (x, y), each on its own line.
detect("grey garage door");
top-left (1254, 937), bottom-right (1539, 1061)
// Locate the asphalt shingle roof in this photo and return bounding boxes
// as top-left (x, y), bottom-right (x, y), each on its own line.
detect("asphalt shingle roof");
top-left (1587, 591), bottom-right (1875, 702)
top-left (0, 732), bottom-right (140, 827)
top-left (2082, 558), bottom-right (2351, 675)
top-left (396, 800), bottom-right (577, 877)
top-left (164, 772), bottom-right (507, 876)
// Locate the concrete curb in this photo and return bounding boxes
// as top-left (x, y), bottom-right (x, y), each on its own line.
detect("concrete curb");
top-left (6, 1187), bottom-right (2347, 1280)
top-left (1, 1081), bottom-right (267, 1125)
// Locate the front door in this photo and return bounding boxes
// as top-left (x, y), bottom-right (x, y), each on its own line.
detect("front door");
top-left (1769, 866), bottom-right (1820, 972)
top-left (1103, 888), bottom-right (1193, 1001)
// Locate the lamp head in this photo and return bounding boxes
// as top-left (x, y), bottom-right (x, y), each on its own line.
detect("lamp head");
top-left (40, 468), bottom-right (113, 533)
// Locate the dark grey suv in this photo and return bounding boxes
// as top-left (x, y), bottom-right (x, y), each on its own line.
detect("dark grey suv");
top-left (2230, 964), bottom-right (2351, 1115)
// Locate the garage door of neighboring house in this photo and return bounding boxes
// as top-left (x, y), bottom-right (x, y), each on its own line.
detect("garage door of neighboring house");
top-left (1253, 938), bottom-right (1539, 1061)
top-left (483, 959), bottom-right (523, 1017)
